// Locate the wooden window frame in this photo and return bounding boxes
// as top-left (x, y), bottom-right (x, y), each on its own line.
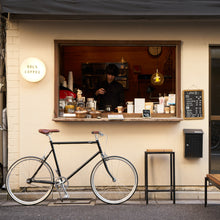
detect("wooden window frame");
top-left (54, 40), bottom-right (181, 121)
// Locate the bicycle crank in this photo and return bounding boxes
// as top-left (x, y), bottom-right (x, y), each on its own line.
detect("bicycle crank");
top-left (55, 177), bottom-right (69, 200)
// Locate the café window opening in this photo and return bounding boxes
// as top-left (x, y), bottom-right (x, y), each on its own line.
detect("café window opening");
top-left (54, 40), bottom-right (181, 121)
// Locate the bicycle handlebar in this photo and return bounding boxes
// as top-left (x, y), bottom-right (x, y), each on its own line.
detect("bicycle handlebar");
top-left (91, 131), bottom-right (104, 136)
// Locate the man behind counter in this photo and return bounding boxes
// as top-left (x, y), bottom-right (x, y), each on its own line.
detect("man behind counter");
top-left (95, 64), bottom-right (125, 111)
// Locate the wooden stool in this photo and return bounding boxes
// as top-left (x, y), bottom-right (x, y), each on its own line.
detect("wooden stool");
top-left (145, 149), bottom-right (175, 204)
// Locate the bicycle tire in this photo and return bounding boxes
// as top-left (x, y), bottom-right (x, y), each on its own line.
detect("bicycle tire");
top-left (90, 156), bottom-right (138, 204)
top-left (6, 156), bottom-right (54, 205)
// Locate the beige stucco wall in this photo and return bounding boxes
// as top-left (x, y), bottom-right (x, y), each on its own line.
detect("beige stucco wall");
top-left (6, 19), bottom-right (217, 188)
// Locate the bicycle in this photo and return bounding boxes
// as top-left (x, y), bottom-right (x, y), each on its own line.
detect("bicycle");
top-left (6, 129), bottom-right (138, 205)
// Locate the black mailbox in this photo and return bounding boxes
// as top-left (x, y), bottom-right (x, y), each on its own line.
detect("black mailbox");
top-left (183, 129), bottom-right (203, 158)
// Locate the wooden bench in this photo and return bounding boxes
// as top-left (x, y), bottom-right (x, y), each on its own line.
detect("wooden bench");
top-left (205, 174), bottom-right (220, 207)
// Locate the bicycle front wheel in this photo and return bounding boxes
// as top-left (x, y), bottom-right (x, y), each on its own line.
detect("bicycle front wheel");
top-left (91, 156), bottom-right (138, 204)
top-left (6, 156), bottom-right (54, 205)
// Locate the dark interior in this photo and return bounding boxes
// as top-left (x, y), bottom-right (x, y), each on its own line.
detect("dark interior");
top-left (59, 45), bottom-right (176, 103)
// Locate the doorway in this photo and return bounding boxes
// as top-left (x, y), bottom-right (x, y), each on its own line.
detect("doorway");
top-left (210, 46), bottom-right (220, 173)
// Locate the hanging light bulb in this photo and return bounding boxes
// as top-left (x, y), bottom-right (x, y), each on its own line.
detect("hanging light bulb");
top-left (149, 46), bottom-right (164, 86)
top-left (120, 57), bottom-right (126, 69)
top-left (151, 68), bottom-right (164, 86)
top-left (121, 57), bottom-right (126, 64)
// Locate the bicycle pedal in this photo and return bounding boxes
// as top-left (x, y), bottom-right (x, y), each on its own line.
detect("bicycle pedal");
top-left (63, 193), bottom-right (70, 199)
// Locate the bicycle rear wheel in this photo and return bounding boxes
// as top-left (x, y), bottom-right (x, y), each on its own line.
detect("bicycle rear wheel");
top-left (6, 156), bottom-right (54, 205)
top-left (91, 156), bottom-right (138, 204)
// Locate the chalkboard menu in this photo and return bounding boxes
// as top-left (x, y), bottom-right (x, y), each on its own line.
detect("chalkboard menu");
top-left (183, 90), bottom-right (204, 119)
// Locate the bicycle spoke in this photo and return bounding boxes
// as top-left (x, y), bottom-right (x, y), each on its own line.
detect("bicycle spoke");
top-left (6, 157), bottom-right (54, 205)
top-left (91, 156), bottom-right (138, 204)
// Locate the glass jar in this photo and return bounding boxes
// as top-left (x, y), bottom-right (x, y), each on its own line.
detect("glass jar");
top-left (170, 104), bottom-right (176, 114)
top-left (86, 98), bottom-right (96, 112)
top-left (164, 106), bottom-right (170, 114)
top-left (76, 97), bottom-right (86, 111)
top-left (59, 99), bottom-right (65, 116)
top-left (64, 96), bottom-right (76, 113)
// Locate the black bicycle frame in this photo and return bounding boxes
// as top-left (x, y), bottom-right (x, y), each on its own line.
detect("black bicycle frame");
top-left (30, 138), bottom-right (115, 184)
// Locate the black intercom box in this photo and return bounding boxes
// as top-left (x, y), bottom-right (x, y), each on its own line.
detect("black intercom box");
top-left (183, 129), bottom-right (203, 158)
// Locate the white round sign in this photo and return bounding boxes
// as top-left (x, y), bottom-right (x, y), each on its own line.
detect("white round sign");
top-left (20, 57), bottom-right (46, 82)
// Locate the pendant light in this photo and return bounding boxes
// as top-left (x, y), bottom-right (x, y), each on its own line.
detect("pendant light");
top-left (150, 47), bottom-right (164, 86)
top-left (151, 68), bottom-right (164, 86)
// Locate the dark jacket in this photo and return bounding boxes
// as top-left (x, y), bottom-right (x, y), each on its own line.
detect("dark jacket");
top-left (95, 80), bottom-right (125, 111)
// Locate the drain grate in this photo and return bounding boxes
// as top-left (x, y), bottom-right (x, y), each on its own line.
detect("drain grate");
top-left (49, 198), bottom-right (95, 206)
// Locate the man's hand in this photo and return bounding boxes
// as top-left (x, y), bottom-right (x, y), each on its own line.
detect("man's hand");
top-left (95, 88), bottom-right (105, 96)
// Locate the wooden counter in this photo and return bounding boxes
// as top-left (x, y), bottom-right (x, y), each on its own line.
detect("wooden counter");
top-left (53, 112), bottom-right (182, 122)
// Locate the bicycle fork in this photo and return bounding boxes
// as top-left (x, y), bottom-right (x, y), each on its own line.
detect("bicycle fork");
top-left (95, 136), bottom-right (116, 183)
top-left (102, 156), bottom-right (116, 182)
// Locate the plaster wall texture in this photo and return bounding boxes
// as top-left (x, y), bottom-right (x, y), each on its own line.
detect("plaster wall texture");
top-left (6, 19), bottom-right (217, 188)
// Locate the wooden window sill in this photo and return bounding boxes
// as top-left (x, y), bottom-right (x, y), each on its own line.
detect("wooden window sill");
top-left (53, 113), bottom-right (182, 122)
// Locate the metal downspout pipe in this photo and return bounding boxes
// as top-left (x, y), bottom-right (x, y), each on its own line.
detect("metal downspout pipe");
top-left (2, 108), bottom-right (8, 189)
top-left (0, 14), bottom-right (7, 189)
top-left (2, 108), bottom-right (7, 188)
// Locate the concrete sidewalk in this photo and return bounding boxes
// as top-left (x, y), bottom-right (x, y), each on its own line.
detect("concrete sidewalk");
top-left (1, 187), bottom-right (220, 206)
top-left (0, 200), bottom-right (220, 220)
top-left (0, 198), bottom-right (220, 207)
top-left (0, 188), bottom-right (220, 207)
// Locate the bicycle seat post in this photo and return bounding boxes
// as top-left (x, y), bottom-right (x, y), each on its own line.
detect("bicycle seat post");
top-left (47, 133), bottom-right (53, 142)
top-left (94, 134), bottom-right (99, 141)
